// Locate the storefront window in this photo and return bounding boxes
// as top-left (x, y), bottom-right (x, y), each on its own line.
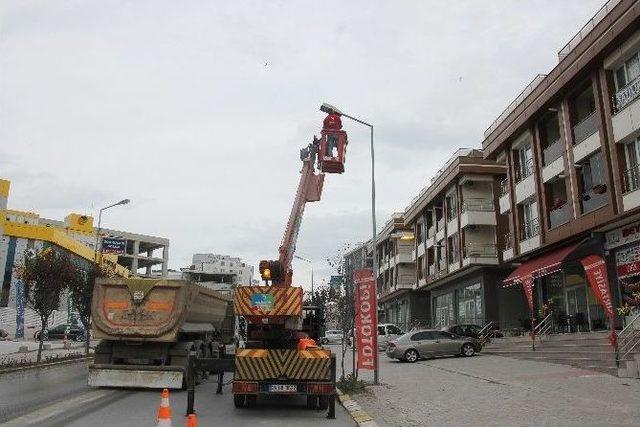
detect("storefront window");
top-left (457, 283), bottom-right (483, 325)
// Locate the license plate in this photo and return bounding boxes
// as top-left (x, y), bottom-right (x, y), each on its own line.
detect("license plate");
top-left (269, 384), bottom-right (297, 393)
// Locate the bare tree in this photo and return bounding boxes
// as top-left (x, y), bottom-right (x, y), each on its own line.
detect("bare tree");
top-left (15, 248), bottom-right (76, 362)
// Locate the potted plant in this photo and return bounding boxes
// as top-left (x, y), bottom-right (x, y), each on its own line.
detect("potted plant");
top-left (618, 296), bottom-right (640, 330)
top-left (593, 183), bottom-right (607, 194)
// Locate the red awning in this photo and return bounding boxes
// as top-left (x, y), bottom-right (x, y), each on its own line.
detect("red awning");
top-left (503, 242), bottom-right (581, 287)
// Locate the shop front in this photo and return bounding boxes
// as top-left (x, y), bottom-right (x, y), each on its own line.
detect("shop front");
top-left (605, 223), bottom-right (640, 325)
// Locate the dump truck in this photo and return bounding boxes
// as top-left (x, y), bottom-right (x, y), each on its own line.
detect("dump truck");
top-left (88, 277), bottom-right (232, 389)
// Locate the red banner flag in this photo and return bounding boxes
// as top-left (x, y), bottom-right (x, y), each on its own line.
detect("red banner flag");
top-left (354, 268), bottom-right (378, 371)
top-left (522, 276), bottom-right (534, 311)
top-left (580, 254), bottom-right (617, 347)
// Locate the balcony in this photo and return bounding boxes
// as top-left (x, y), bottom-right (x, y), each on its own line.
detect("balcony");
top-left (395, 252), bottom-right (414, 264)
top-left (573, 111), bottom-right (598, 145)
top-left (460, 198), bottom-right (496, 228)
top-left (514, 159), bottom-right (535, 203)
top-left (623, 165), bottom-right (640, 211)
top-left (543, 139), bottom-right (563, 166)
top-left (462, 243), bottom-right (498, 266)
top-left (520, 217), bottom-right (541, 253)
top-left (502, 232), bottom-right (514, 261)
top-left (612, 75), bottom-right (640, 143)
top-left (428, 264), bottom-right (436, 277)
top-left (548, 201), bottom-right (572, 229)
top-left (436, 218), bottom-right (446, 241)
top-left (580, 185), bottom-right (608, 214)
top-left (499, 178), bottom-right (511, 214)
top-left (515, 158), bottom-right (534, 183)
top-left (438, 259), bottom-right (447, 272)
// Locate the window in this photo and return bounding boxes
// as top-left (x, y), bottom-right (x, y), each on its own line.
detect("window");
top-left (624, 138), bottom-right (640, 192)
top-left (434, 292), bottom-right (455, 327)
top-left (434, 331), bottom-right (456, 340)
top-left (578, 151), bottom-right (608, 213)
top-left (378, 326), bottom-right (386, 336)
top-left (446, 194), bottom-right (457, 221)
top-left (448, 234), bottom-right (459, 264)
top-left (410, 331), bottom-right (431, 341)
top-left (614, 52), bottom-right (640, 91)
top-left (457, 283), bottom-right (483, 325)
top-left (515, 144), bottom-right (533, 182)
top-left (521, 199), bottom-right (539, 240)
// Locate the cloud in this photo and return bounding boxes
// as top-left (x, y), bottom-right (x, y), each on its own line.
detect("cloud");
top-left (0, 0), bottom-right (606, 285)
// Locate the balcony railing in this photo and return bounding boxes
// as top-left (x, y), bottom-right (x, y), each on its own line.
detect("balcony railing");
top-left (581, 185), bottom-right (608, 213)
top-left (438, 259), bottom-right (447, 271)
top-left (548, 202), bottom-right (571, 229)
top-left (614, 75), bottom-right (640, 113)
top-left (436, 218), bottom-right (445, 232)
top-left (503, 232), bottom-right (512, 250)
top-left (461, 198), bottom-right (494, 212)
top-left (515, 158), bottom-right (534, 183)
top-left (463, 243), bottom-right (498, 258)
top-left (623, 165), bottom-right (640, 194)
top-left (520, 217), bottom-right (540, 241)
top-left (499, 178), bottom-right (509, 197)
top-left (573, 111), bottom-right (598, 145)
top-left (542, 139), bottom-right (563, 166)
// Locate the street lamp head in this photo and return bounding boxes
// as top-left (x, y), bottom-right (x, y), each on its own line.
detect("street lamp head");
top-left (320, 102), bottom-right (342, 116)
top-left (118, 199), bottom-right (130, 206)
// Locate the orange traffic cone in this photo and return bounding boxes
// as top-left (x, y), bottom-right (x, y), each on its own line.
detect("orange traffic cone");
top-left (156, 388), bottom-right (172, 427)
top-left (186, 413), bottom-right (197, 427)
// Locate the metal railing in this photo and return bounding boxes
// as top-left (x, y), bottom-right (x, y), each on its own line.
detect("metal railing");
top-left (617, 312), bottom-right (640, 363)
top-left (614, 75), bottom-right (640, 113)
top-left (623, 165), bottom-right (640, 194)
top-left (549, 202), bottom-right (571, 229)
top-left (461, 198), bottom-right (495, 213)
top-left (515, 158), bottom-right (534, 183)
top-left (503, 232), bottom-right (512, 250)
top-left (533, 313), bottom-right (554, 341)
top-left (573, 111), bottom-right (598, 145)
top-left (520, 217), bottom-right (540, 241)
top-left (557, 0), bottom-right (621, 60)
top-left (478, 321), bottom-right (495, 345)
top-left (542, 139), bottom-right (563, 166)
top-left (463, 243), bottom-right (498, 258)
top-left (499, 178), bottom-right (509, 197)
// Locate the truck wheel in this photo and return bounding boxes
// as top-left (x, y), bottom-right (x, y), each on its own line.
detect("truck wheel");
top-left (318, 395), bottom-right (329, 410)
top-left (306, 395), bottom-right (318, 409)
top-left (245, 395), bottom-right (257, 408)
top-left (234, 394), bottom-right (246, 408)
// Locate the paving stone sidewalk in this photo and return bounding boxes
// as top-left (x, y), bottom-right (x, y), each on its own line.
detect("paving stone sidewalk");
top-left (351, 353), bottom-right (640, 427)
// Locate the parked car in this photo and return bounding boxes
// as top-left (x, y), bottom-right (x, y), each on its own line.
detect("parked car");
top-left (385, 329), bottom-right (481, 362)
top-left (34, 324), bottom-right (86, 341)
top-left (347, 323), bottom-right (404, 350)
top-left (320, 329), bottom-right (344, 345)
top-left (441, 324), bottom-right (504, 340)
top-left (0, 328), bottom-right (9, 340)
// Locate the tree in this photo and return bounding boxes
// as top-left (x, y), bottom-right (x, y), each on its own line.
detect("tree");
top-left (68, 263), bottom-right (115, 354)
top-left (15, 247), bottom-right (76, 362)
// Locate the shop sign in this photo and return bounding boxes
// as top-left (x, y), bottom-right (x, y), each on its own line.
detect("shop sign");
top-left (101, 238), bottom-right (126, 255)
top-left (605, 222), bottom-right (640, 249)
top-left (354, 268), bottom-right (378, 371)
top-left (615, 244), bottom-right (640, 279)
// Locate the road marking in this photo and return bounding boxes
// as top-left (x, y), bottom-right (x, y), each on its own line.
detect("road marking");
top-left (0, 389), bottom-right (116, 426)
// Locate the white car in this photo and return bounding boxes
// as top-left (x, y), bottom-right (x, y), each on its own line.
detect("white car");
top-left (347, 324), bottom-right (404, 350)
top-left (320, 329), bottom-right (344, 345)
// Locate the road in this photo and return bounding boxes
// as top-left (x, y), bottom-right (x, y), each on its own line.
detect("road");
top-left (0, 347), bottom-right (355, 427)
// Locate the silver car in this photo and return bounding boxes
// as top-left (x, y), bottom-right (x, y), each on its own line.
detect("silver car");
top-left (385, 329), bottom-right (481, 362)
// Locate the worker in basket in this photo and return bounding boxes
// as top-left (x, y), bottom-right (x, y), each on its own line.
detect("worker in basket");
top-left (296, 331), bottom-right (317, 350)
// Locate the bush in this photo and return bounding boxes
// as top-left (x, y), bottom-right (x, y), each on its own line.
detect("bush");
top-left (337, 374), bottom-right (367, 394)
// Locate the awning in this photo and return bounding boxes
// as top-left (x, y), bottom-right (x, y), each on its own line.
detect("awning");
top-left (502, 242), bottom-right (581, 287)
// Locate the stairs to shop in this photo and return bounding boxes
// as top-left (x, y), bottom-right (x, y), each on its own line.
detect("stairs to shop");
top-left (483, 331), bottom-right (619, 376)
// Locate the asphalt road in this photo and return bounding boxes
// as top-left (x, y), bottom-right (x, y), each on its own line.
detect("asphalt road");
top-left (0, 347), bottom-right (355, 427)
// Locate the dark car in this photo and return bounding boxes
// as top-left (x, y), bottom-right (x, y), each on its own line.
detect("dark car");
top-left (442, 324), bottom-right (504, 340)
top-left (0, 328), bottom-right (8, 340)
top-left (34, 324), bottom-right (86, 341)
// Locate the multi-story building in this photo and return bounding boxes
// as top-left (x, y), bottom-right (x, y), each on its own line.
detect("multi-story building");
top-left (181, 253), bottom-right (254, 294)
top-left (343, 240), bottom-right (373, 300)
top-left (403, 149), bottom-right (511, 328)
top-left (482, 0), bottom-right (640, 331)
top-left (375, 213), bottom-right (428, 330)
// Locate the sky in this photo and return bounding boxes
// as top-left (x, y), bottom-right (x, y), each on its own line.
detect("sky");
top-left (0, 0), bottom-right (605, 289)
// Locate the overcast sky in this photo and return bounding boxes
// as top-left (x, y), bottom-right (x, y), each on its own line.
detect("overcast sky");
top-left (0, 0), bottom-right (605, 289)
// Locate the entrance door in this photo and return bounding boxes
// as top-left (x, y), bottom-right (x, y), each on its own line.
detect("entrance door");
top-left (566, 286), bottom-right (589, 331)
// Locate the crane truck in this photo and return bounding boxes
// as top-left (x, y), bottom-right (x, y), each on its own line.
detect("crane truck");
top-left (230, 112), bottom-right (348, 413)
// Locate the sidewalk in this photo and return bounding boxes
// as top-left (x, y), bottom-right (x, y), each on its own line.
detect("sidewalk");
top-left (350, 352), bottom-right (640, 427)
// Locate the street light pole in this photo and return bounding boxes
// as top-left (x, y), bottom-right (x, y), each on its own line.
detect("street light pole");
top-left (320, 103), bottom-right (378, 385)
top-left (93, 199), bottom-right (130, 265)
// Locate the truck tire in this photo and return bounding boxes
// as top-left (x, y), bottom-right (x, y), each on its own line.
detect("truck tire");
top-left (234, 394), bottom-right (246, 408)
top-left (306, 395), bottom-right (318, 409)
top-left (318, 395), bottom-right (329, 410)
top-left (245, 395), bottom-right (257, 408)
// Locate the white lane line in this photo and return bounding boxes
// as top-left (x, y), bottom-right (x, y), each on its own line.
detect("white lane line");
top-left (1, 389), bottom-right (116, 426)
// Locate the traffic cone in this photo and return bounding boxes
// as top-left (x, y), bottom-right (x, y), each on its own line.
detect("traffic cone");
top-left (186, 413), bottom-right (197, 427)
top-left (156, 388), bottom-right (172, 427)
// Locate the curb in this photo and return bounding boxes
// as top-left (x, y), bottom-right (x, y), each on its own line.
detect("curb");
top-left (0, 355), bottom-right (92, 375)
top-left (337, 388), bottom-right (378, 427)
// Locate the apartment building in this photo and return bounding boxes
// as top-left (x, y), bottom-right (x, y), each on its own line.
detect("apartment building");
top-left (375, 213), bottom-right (428, 329)
top-left (343, 240), bottom-right (373, 294)
top-left (403, 149), bottom-right (514, 328)
top-left (181, 253), bottom-right (254, 294)
top-left (483, 0), bottom-right (640, 331)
